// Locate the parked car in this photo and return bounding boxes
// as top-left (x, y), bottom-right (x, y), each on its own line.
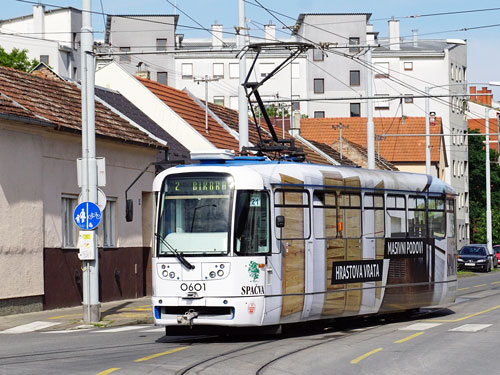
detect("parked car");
top-left (490, 246), bottom-right (499, 269)
top-left (458, 245), bottom-right (492, 272)
top-left (493, 245), bottom-right (500, 264)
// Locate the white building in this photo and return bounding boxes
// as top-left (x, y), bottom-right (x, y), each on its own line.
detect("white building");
top-left (0, 5), bottom-right (82, 79)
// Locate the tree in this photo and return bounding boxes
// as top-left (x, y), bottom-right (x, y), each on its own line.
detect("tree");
top-left (468, 128), bottom-right (500, 244)
top-left (0, 46), bottom-right (39, 72)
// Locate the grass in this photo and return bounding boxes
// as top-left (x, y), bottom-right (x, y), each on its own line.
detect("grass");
top-left (457, 267), bottom-right (499, 277)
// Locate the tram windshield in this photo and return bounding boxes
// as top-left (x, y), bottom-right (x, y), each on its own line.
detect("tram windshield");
top-left (157, 174), bottom-right (233, 256)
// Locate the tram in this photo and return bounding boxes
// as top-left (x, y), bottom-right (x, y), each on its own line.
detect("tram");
top-left (151, 150), bottom-right (457, 331)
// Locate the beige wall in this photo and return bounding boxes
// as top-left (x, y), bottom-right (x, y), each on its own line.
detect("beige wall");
top-left (0, 119), bottom-right (158, 300)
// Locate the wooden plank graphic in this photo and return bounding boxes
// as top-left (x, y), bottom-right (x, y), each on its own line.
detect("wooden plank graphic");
top-left (279, 174), bottom-right (305, 317)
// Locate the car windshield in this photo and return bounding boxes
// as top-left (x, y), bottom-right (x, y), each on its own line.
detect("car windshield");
top-left (460, 246), bottom-right (486, 256)
top-left (157, 173), bottom-right (233, 256)
top-left (493, 246), bottom-right (500, 254)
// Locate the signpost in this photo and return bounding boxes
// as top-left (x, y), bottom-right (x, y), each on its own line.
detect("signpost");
top-left (74, 201), bottom-right (102, 230)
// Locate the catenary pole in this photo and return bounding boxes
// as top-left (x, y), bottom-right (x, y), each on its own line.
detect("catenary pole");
top-left (238, 0), bottom-right (248, 150)
top-left (81, 0), bottom-right (100, 323)
top-left (366, 46), bottom-right (375, 169)
top-left (485, 107), bottom-right (493, 257)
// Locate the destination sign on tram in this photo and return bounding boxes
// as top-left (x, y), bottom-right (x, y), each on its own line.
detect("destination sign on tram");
top-left (166, 175), bottom-right (231, 195)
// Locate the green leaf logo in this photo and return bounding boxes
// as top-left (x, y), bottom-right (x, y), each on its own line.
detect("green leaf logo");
top-left (248, 261), bottom-right (260, 282)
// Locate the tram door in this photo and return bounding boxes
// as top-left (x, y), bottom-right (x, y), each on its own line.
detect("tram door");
top-left (274, 175), bottom-right (308, 319)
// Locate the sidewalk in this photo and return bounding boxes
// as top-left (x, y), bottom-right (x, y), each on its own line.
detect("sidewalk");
top-left (0, 297), bottom-right (154, 333)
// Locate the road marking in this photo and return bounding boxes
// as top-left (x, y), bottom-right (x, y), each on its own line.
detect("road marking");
top-left (96, 368), bottom-right (120, 375)
top-left (134, 347), bottom-right (188, 362)
top-left (491, 281), bottom-right (500, 285)
top-left (457, 287), bottom-right (469, 291)
top-left (429, 304), bottom-right (500, 322)
top-left (474, 284), bottom-right (487, 288)
top-left (394, 332), bottom-right (424, 343)
top-left (134, 308), bottom-right (151, 311)
top-left (350, 348), bottom-right (383, 364)
top-left (449, 324), bottom-right (492, 332)
top-left (93, 326), bottom-right (146, 333)
top-left (48, 313), bottom-right (82, 320)
top-left (400, 322), bottom-right (441, 331)
top-left (42, 328), bottom-right (93, 334)
top-left (140, 327), bottom-right (165, 333)
top-left (0, 321), bottom-right (60, 334)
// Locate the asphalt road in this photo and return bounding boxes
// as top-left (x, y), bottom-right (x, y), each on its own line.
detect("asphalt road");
top-left (2, 271), bottom-right (500, 375)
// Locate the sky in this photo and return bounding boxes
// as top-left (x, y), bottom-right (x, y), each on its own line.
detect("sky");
top-left (4, 0), bottom-right (500, 96)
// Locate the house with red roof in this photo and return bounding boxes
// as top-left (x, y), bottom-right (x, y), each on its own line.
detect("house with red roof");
top-left (0, 66), bottom-right (166, 314)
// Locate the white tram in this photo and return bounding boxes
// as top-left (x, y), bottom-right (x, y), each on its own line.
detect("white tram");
top-left (152, 151), bottom-right (457, 331)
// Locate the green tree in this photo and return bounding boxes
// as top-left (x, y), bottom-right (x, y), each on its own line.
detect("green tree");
top-left (0, 46), bottom-right (39, 72)
top-left (468, 128), bottom-right (500, 243)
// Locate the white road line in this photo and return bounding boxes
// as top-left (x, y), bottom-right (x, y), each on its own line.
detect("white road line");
top-left (0, 321), bottom-right (60, 334)
top-left (42, 329), bottom-right (93, 334)
top-left (400, 322), bottom-right (442, 331)
top-left (93, 326), bottom-right (147, 333)
top-left (140, 327), bottom-right (165, 333)
top-left (449, 324), bottom-right (492, 332)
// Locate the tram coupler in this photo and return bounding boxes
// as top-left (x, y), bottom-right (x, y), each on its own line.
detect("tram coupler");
top-left (177, 309), bottom-right (199, 326)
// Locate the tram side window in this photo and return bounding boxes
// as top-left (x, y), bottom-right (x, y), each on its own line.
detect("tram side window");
top-left (364, 194), bottom-right (384, 238)
top-left (387, 194), bottom-right (406, 237)
top-left (339, 193), bottom-right (361, 238)
top-left (429, 198), bottom-right (446, 239)
top-left (234, 191), bottom-right (270, 255)
top-left (274, 189), bottom-right (311, 240)
top-left (447, 199), bottom-right (456, 238)
top-left (313, 191), bottom-right (337, 239)
top-left (408, 196), bottom-right (426, 237)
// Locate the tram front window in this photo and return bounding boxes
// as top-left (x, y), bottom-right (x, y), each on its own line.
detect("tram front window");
top-left (234, 191), bottom-right (270, 255)
top-left (158, 174), bottom-right (233, 256)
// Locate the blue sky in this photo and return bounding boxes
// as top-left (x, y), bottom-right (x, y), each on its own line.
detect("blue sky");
top-left (5, 0), bottom-right (500, 96)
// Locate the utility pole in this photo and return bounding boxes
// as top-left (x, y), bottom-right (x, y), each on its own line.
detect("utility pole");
top-left (366, 46), bottom-right (375, 169)
top-left (485, 107), bottom-right (493, 256)
top-left (332, 123), bottom-right (349, 160)
top-left (425, 87), bottom-right (431, 175)
top-left (194, 75), bottom-right (219, 133)
top-left (81, 0), bottom-right (100, 323)
top-left (237, 0), bottom-right (248, 150)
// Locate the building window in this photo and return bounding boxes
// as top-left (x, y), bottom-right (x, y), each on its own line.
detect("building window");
top-left (451, 63), bottom-right (454, 80)
top-left (62, 195), bottom-right (78, 248)
top-left (229, 63), bottom-right (239, 79)
top-left (156, 38), bottom-right (167, 51)
top-left (119, 47), bottom-right (131, 62)
top-left (214, 96), bottom-right (224, 106)
top-left (213, 63), bottom-right (224, 79)
top-left (374, 94), bottom-right (390, 110)
top-left (314, 111), bottom-right (325, 118)
top-left (314, 78), bottom-right (324, 94)
top-left (349, 37), bottom-right (360, 53)
top-left (72, 32), bottom-right (78, 50)
top-left (157, 72), bottom-right (168, 85)
top-left (292, 95), bottom-right (300, 110)
top-left (313, 48), bottom-right (324, 61)
top-left (102, 199), bottom-right (116, 247)
top-left (181, 63), bottom-right (193, 79)
top-left (350, 103), bottom-right (360, 117)
top-left (350, 70), bottom-right (360, 86)
top-left (374, 62), bottom-right (389, 78)
top-left (40, 55), bottom-right (49, 65)
top-left (73, 67), bottom-right (78, 80)
top-left (292, 63), bottom-right (300, 79)
top-left (404, 62), bottom-right (413, 71)
top-left (259, 63), bottom-right (274, 77)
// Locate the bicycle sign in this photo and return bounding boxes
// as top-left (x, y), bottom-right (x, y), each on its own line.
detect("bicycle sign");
top-left (73, 201), bottom-right (102, 230)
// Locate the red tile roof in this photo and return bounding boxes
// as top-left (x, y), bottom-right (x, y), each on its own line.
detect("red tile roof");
top-left (300, 117), bottom-right (442, 163)
top-left (0, 66), bottom-right (162, 148)
top-left (137, 78), bottom-right (241, 152)
top-left (468, 118), bottom-right (499, 151)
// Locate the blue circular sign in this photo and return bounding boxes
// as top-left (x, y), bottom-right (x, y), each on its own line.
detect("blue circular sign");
top-left (73, 201), bottom-right (102, 230)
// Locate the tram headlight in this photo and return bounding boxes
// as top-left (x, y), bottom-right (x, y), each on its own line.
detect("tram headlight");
top-left (209, 271), bottom-right (216, 278)
top-left (220, 264), bottom-right (225, 269)
top-left (217, 270), bottom-right (224, 277)
top-left (169, 272), bottom-right (175, 279)
top-left (162, 270), bottom-right (168, 278)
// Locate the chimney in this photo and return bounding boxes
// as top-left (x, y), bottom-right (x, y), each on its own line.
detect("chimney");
top-left (388, 18), bottom-right (400, 50)
top-left (470, 86), bottom-right (477, 102)
top-left (33, 4), bottom-right (45, 38)
top-left (289, 111), bottom-right (301, 137)
top-left (176, 34), bottom-right (184, 47)
top-left (135, 62), bottom-right (150, 80)
top-left (264, 22), bottom-right (275, 43)
top-left (412, 29), bottom-right (418, 47)
top-left (212, 23), bottom-right (223, 48)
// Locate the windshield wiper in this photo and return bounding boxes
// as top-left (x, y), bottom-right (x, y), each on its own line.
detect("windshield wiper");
top-left (154, 233), bottom-right (195, 270)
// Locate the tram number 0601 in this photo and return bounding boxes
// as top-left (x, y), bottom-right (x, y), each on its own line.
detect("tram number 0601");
top-left (180, 283), bottom-right (206, 292)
